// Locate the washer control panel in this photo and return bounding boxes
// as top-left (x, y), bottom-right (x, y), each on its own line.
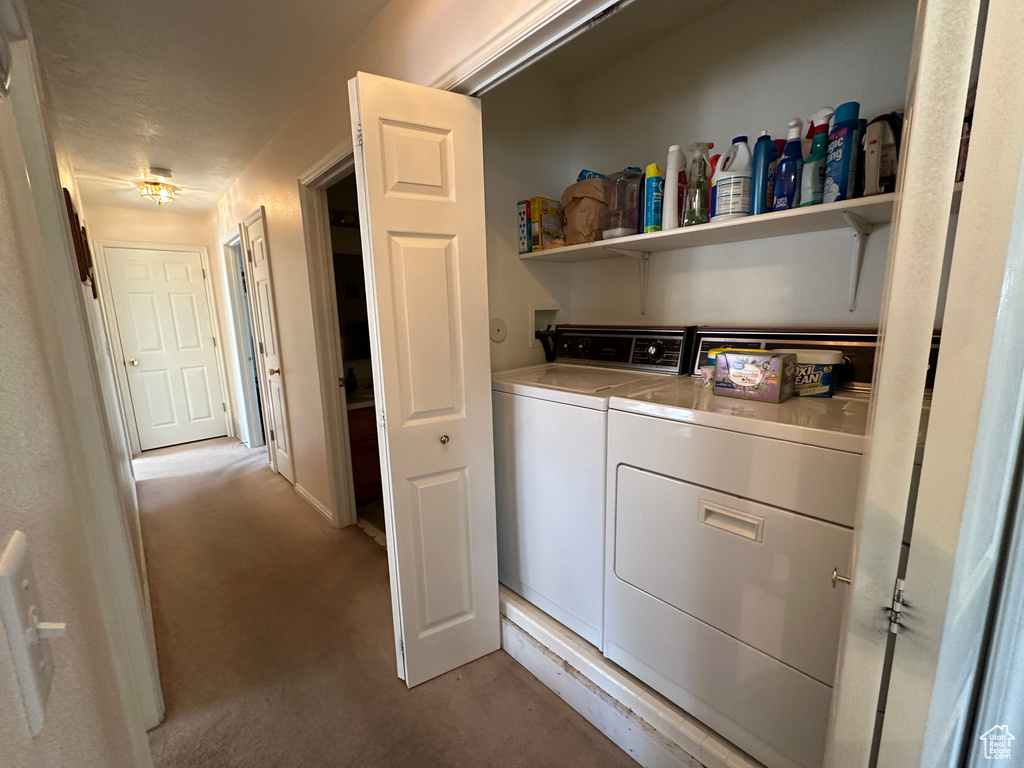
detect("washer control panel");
top-left (553, 326), bottom-right (696, 374)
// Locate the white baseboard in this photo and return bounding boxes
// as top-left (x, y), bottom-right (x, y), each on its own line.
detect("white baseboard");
top-left (293, 483), bottom-right (337, 528)
top-left (231, 415), bottom-right (243, 441)
top-left (499, 588), bottom-right (763, 768)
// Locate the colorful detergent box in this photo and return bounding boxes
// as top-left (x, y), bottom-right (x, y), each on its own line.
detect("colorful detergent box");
top-left (522, 197), bottom-right (565, 252)
top-left (713, 349), bottom-right (797, 403)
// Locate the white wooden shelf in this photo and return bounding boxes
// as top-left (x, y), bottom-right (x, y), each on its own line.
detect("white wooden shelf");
top-left (521, 193), bottom-right (900, 263)
top-left (520, 188), bottom-right (961, 314)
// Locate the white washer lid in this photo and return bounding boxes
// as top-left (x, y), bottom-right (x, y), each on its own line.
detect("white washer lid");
top-left (492, 364), bottom-right (668, 410)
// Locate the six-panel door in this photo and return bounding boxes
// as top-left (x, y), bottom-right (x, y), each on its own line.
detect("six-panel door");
top-left (105, 246), bottom-right (226, 450)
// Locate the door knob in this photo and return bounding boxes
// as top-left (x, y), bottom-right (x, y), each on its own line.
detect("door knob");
top-left (832, 568), bottom-right (852, 588)
top-left (268, 368), bottom-right (280, 375)
top-left (440, 435), bottom-right (450, 444)
top-left (128, 358), bottom-right (139, 366)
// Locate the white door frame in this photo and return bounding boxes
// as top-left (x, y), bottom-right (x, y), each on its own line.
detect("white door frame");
top-left (93, 240), bottom-right (232, 455)
top-left (222, 233), bottom-right (265, 449)
top-left (298, 147), bottom-right (360, 529)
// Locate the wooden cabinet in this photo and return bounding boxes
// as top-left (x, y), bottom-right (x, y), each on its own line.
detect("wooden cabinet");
top-left (347, 406), bottom-right (382, 505)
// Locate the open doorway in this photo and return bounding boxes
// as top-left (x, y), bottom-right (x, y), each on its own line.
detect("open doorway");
top-left (324, 175), bottom-right (384, 540)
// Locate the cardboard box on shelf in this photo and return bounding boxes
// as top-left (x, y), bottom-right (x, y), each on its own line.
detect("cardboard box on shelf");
top-left (518, 197), bottom-right (564, 253)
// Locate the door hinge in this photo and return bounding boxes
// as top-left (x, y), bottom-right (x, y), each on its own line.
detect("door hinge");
top-left (202, 267), bottom-right (207, 279)
top-left (398, 636), bottom-right (404, 655)
top-left (259, 341), bottom-right (265, 355)
top-left (270, 429), bottom-right (276, 442)
top-left (212, 335), bottom-right (217, 347)
top-left (380, 411), bottom-right (386, 429)
top-left (887, 578), bottom-right (907, 635)
top-left (357, 123), bottom-right (363, 147)
top-left (221, 402), bottom-right (226, 412)
top-left (247, 248), bottom-right (253, 263)
top-left (339, 377), bottom-right (344, 388)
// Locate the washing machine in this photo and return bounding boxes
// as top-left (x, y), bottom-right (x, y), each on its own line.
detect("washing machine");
top-left (491, 325), bottom-right (696, 647)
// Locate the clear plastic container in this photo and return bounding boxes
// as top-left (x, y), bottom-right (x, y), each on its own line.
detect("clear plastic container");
top-left (603, 168), bottom-right (644, 239)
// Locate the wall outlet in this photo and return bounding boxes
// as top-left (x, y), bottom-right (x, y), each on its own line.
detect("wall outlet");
top-left (0, 531), bottom-right (66, 736)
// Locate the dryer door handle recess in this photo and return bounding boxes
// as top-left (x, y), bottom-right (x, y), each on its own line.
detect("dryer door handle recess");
top-left (699, 500), bottom-right (764, 543)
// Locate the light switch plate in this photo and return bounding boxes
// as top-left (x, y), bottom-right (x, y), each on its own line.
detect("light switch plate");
top-left (0, 531), bottom-right (54, 736)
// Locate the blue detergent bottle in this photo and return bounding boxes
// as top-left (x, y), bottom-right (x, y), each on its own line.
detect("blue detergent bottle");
top-left (643, 163), bottom-right (664, 233)
top-left (750, 131), bottom-right (780, 215)
top-left (773, 118), bottom-right (804, 211)
top-left (824, 102), bottom-right (862, 203)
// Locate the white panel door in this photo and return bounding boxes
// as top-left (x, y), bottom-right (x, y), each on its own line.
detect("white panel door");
top-left (105, 246), bottom-right (226, 450)
top-left (349, 71), bottom-right (499, 687)
top-left (242, 208), bottom-right (294, 483)
top-left (824, 0), bottom-right (982, 765)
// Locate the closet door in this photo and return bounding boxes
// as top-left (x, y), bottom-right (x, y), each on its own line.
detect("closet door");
top-left (825, 0), bottom-right (987, 765)
top-left (875, 1), bottom-right (1024, 766)
top-left (349, 72), bottom-right (499, 686)
top-left (241, 207), bottom-right (294, 482)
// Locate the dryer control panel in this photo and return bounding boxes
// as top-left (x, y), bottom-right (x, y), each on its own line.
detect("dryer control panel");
top-left (553, 326), bottom-right (696, 374)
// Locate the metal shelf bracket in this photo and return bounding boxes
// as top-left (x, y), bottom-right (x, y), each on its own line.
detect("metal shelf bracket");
top-left (844, 211), bottom-right (881, 312)
top-left (602, 247), bottom-right (652, 315)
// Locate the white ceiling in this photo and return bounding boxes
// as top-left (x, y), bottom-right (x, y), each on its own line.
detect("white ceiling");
top-left (26, 0), bottom-right (391, 212)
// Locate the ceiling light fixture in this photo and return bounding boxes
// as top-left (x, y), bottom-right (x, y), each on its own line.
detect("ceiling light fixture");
top-left (140, 168), bottom-right (176, 204)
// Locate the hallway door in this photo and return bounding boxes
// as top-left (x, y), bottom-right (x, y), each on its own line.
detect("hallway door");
top-left (104, 245), bottom-right (227, 450)
top-left (241, 207), bottom-right (295, 482)
top-left (350, 72), bottom-right (499, 687)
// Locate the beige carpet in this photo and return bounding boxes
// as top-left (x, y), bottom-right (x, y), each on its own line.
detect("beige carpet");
top-left (137, 437), bottom-right (636, 768)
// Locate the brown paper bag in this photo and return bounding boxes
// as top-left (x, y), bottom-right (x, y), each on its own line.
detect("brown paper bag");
top-left (561, 178), bottom-right (611, 245)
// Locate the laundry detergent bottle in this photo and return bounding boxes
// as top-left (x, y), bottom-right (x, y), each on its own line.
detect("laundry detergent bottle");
top-left (824, 101), bottom-right (861, 203)
top-left (682, 142), bottom-right (713, 226)
top-left (750, 131), bottom-right (780, 215)
top-left (712, 136), bottom-right (753, 221)
top-left (643, 163), bottom-right (664, 233)
top-left (773, 118), bottom-right (804, 211)
top-left (800, 110), bottom-right (833, 206)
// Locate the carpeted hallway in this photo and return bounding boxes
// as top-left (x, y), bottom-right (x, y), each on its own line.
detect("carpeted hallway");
top-left (137, 437), bottom-right (636, 768)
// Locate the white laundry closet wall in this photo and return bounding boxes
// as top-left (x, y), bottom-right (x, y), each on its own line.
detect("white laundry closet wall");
top-left (483, 67), bottom-right (574, 373)
top-left (482, 0), bottom-right (954, 372)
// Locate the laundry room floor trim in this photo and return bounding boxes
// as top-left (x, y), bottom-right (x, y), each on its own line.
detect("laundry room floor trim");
top-left (499, 587), bottom-right (765, 768)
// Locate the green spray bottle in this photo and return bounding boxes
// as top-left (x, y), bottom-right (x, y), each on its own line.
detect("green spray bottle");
top-left (682, 142), bottom-right (713, 226)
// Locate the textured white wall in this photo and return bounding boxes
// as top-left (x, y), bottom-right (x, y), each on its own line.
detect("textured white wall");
top-left (0, 86), bottom-right (141, 768)
top-left (208, 0), bottom-right (564, 516)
